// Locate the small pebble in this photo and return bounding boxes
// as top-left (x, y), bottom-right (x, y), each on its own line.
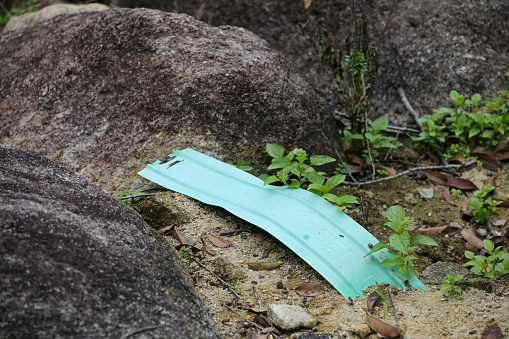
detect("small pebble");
top-left (253, 253), bottom-right (259, 257)
top-left (259, 275), bottom-right (265, 279)
top-left (487, 171), bottom-right (493, 176)
top-left (240, 234), bottom-right (247, 239)
top-left (288, 269), bottom-right (294, 275)
top-left (251, 281), bottom-right (258, 285)
top-left (262, 254), bottom-right (269, 259)
top-left (469, 329), bottom-right (477, 334)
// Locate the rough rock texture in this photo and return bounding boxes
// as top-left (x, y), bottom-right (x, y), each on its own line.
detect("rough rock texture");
top-left (268, 303), bottom-right (318, 330)
top-left (2, 3), bottom-right (109, 33)
top-left (0, 145), bottom-right (220, 338)
top-left (0, 8), bottom-right (340, 194)
top-left (112, 0), bottom-right (509, 124)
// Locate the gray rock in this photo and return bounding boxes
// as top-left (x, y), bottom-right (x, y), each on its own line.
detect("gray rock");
top-left (296, 332), bottom-right (330, 339)
top-left (268, 303), bottom-right (318, 330)
top-left (112, 0), bottom-right (509, 125)
top-left (2, 3), bottom-right (109, 33)
top-left (421, 261), bottom-right (493, 292)
top-left (417, 187), bottom-right (434, 199)
top-left (0, 8), bottom-right (340, 194)
top-left (0, 145), bottom-right (220, 338)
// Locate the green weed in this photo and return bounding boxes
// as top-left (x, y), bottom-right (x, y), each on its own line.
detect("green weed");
top-left (364, 205), bottom-right (438, 278)
top-left (440, 274), bottom-right (463, 294)
top-left (261, 143), bottom-right (359, 211)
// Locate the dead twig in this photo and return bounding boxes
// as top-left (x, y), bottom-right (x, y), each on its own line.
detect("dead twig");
top-left (343, 160), bottom-right (476, 187)
top-left (117, 193), bottom-right (155, 200)
top-left (193, 258), bottom-right (240, 299)
top-left (397, 87), bottom-right (422, 130)
top-left (222, 304), bottom-right (281, 339)
top-left (219, 229), bottom-right (252, 236)
top-left (334, 145), bottom-right (358, 184)
top-left (253, 286), bottom-right (262, 308)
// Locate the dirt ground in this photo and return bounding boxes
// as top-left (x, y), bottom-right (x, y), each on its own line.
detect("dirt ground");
top-left (127, 145), bottom-right (509, 339)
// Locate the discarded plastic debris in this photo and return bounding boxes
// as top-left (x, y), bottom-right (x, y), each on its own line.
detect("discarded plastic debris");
top-left (138, 149), bottom-right (427, 298)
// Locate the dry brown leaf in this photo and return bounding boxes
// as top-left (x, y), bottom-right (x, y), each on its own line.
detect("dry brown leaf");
top-left (446, 178), bottom-right (478, 190)
top-left (424, 170), bottom-right (450, 185)
top-left (247, 261), bottom-right (282, 271)
top-left (347, 164), bottom-right (363, 176)
top-left (474, 152), bottom-right (503, 170)
top-left (495, 150), bottom-right (509, 160)
top-left (404, 147), bottom-right (421, 158)
top-left (157, 224), bottom-right (176, 235)
top-left (461, 229), bottom-right (484, 249)
top-left (365, 312), bottom-right (400, 337)
top-left (449, 152), bottom-right (466, 164)
top-left (367, 291), bottom-right (380, 313)
top-left (254, 314), bottom-right (270, 328)
top-left (420, 223), bottom-right (461, 236)
top-left (294, 283), bottom-right (325, 297)
top-left (247, 307), bottom-right (268, 313)
top-left (443, 188), bottom-right (458, 206)
top-left (261, 327), bottom-right (280, 334)
top-left (171, 226), bottom-right (189, 245)
top-left (350, 154), bottom-right (364, 166)
top-left (208, 235), bottom-right (232, 248)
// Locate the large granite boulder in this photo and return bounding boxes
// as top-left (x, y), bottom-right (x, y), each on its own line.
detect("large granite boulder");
top-left (0, 8), bottom-right (340, 194)
top-left (111, 0), bottom-right (509, 124)
top-left (0, 144), bottom-right (220, 338)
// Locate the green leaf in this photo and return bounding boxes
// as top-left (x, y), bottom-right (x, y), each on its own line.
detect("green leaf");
top-left (450, 90), bottom-right (465, 106)
top-left (267, 158), bottom-right (291, 170)
top-left (363, 242), bottom-right (387, 257)
top-left (386, 205), bottom-right (405, 225)
top-left (305, 172), bottom-right (325, 186)
top-left (289, 179), bottom-right (301, 188)
top-left (309, 155), bottom-right (336, 166)
top-left (325, 174), bottom-right (346, 189)
top-left (266, 143), bottom-right (285, 159)
top-left (412, 234), bottom-right (439, 246)
top-left (440, 281), bottom-right (451, 291)
top-left (389, 231), bottom-right (410, 255)
top-left (448, 274), bottom-right (463, 283)
top-left (381, 257), bottom-right (402, 267)
top-left (471, 93), bottom-right (482, 106)
top-left (371, 116), bottom-right (389, 133)
top-left (483, 239), bottom-right (495, 254)
top-left (453, 286), bottom-right (462, 293)
top-left (263, 175), bottom-right (281, 186)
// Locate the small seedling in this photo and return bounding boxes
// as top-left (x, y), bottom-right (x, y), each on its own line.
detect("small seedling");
top-left (275, 249), bottom-right (286, 260)
top-left (440, 274), bottom-right (463, 294)
top-left (376, 282), bottom-right (389, 319)
top-left (376, 169), bottom-right (389, 177)
top-left (178, 246), bottom-right (194, 260)
top-left (451, 189), bottom-right (462, 199)
top-left (470, 186), bottom-right (502, 223)
top-left (364, 205), bottom-right (438, 278)
top-left (463, 239), bottom-right (509, 293)
top-left (233, 276), bottom-right (242, 290)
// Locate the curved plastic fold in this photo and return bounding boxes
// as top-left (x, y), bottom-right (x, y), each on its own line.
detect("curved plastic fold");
top-left (138, 148), bottom-right (426, 298)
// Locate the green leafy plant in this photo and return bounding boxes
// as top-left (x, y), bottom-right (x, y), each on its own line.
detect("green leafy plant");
top-left (364, 205), bottom-right (438, 278)
top-left (306, 0), bottom-right (396, 159)
top-left (463, 239), bottom-right (509, 292)
top-left (0, 0), bottom-right (39, 26)
top-left (262, 143), bottom-right (359, 211)
top-left (413, 89), bottom-right (509, 153)
top-left (231, 159), bottom-right (253, 172)
top-left (440, 274), bottom-right (463, 294)
top-left (275, 249), bottom-right (286, 260)
top-left (469, 186), bottom-right (502, 223)
top-left (178, 246), bottom-right (194, 260)
top-left (451, 189), bottom-right (462, 200)
top-left (233, 276), bottom-right (242, 290)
